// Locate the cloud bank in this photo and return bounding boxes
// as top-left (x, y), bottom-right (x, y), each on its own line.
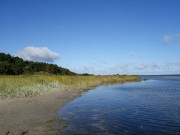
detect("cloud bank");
top-left (15, 46), bottom-right (60, 63)
top-left (70, 61), bottom-right (180, 75)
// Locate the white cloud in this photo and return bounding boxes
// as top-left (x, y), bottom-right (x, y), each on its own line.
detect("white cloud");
top-left (0, 48), bottom-right (3, 52)
top-left (134, 64), bottom-right (148, 70)
top-left (129, 52), bottom-right (136, 56)
top-left (70, 61), bottom-right (180, 75)
top-left (163, 35), bottom-right (173, 44)
top-left (151, 63), bottom-right (163, 69)
top-left (163, 33), bottom-right (180, 45)
top-left (129, 52), bottom-right (142, 57)
top-left (15, 46), bottom-right (60, 63)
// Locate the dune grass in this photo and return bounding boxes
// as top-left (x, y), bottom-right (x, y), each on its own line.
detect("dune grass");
top-left (0, 75), bottom-right (141, 98)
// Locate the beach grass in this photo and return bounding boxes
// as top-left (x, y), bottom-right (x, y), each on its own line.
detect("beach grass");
top-left (0, 75), bottom-right (141, 98)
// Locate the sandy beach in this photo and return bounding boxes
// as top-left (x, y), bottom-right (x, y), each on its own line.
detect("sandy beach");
top-left (0, 88), bottom-right (86, 135)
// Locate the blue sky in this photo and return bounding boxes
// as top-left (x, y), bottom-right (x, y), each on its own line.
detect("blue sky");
top-left (0, 0), bottom-right (180, 75)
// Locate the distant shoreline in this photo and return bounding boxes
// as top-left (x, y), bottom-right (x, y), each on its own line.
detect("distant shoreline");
top-left (165, 76), bottom-right (180, 78)
top-left (153, 76), bottom-right (180, 78)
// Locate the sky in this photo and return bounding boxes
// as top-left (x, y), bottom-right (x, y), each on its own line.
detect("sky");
top-left (0, 0), bottom-right (180, 75)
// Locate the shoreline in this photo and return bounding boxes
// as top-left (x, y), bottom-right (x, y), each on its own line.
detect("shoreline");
top-left (165, 76), bottom-right (180, 78)
top-left (0, 87), bottom-right (86, 135)
top-left (0, 82), bottom-right (108, 135)
top-left (0, 76), bottom-right (141, 135)
top-left (153, 76), bottom-right (180, 78)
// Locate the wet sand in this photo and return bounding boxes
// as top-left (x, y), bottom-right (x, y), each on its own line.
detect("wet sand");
top-left (0, 87), bottom-right (87, 135)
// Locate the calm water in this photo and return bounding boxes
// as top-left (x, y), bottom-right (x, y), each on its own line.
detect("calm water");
top-left (58, 76), bottom-right (180, 135)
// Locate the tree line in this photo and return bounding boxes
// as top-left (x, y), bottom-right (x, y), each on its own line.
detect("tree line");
top-left (0, 53), bottom-right (77, 75)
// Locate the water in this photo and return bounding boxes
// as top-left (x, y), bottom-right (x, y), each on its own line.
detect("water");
top-left (58, 76), bottom-right (180, 135)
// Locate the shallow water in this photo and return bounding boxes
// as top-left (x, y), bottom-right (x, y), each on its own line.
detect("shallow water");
top-left (58, 76), bottom-right (180, 135)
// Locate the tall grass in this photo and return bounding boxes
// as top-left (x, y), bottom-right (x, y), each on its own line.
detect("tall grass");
top-left (0, 75), bottom-right (141, 98)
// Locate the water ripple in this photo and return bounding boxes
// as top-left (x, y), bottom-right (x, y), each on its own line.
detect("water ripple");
top-left (58, 76), bottom-right (180, 135)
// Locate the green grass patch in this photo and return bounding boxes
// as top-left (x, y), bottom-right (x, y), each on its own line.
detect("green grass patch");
top-left (61, 125), bottom-right (68, 128)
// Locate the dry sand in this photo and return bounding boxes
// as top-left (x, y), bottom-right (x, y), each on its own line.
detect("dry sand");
top-left (0, 88), bottom-right (86, 135)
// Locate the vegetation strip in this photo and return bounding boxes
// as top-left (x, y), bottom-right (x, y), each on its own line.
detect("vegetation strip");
top-left (0, 75), bottom-right (141, 98)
